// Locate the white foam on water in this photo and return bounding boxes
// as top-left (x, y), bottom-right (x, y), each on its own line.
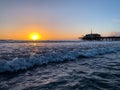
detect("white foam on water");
top-left (0, 41), bottom-right (120, 73)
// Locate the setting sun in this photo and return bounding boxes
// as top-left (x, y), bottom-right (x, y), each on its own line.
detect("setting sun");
top-left (29, 33), bottom-right (41, 40)
top-left (32, 35), bottom-right (39, 40)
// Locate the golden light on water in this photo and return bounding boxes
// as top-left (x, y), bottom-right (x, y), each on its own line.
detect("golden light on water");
top-left (29, 33), bottom-right (41, 41)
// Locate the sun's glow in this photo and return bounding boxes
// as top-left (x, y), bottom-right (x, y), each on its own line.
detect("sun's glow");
top-left (32, 35), bottom-right (39, 40)
top-left (29, 33), bottom-right (41, 40)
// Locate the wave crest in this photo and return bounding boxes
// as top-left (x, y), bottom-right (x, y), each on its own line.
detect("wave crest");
top-left (0, 46), bottom-right (120, 73)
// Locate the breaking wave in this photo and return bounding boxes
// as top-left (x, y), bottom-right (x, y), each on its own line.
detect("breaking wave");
top-left (1, 45), bottom-right (120, 73)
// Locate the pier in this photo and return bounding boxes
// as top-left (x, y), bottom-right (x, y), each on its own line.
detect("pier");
top-left (80, 33), bottom-right (120, 41)
top-left (101, 36), bottom-right (120, 41)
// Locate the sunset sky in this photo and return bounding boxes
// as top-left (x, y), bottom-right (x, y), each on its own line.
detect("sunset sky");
top-left (0, 0), bottom-right (120, 40)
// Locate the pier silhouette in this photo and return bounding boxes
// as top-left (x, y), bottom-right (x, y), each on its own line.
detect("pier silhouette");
top-left (80, 33), bottom-right (120, 41)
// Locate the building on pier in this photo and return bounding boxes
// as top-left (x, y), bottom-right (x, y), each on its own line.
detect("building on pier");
top-left (79, 32), bottom-right (120, 41)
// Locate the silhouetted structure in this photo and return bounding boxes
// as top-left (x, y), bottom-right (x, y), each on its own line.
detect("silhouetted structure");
top-left (80, 33), bottom-right (120, 41)
top-left (101, 36), bottom-right (120, 41)
top-left (82, 33), bottom-right (101, 40)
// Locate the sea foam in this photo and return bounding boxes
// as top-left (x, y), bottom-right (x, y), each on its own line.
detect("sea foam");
top-left (0, 41), bottom-right (120, 73)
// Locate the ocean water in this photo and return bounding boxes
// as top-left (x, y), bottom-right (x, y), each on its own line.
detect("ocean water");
top-left (0, 41), bottom-right (120, 90)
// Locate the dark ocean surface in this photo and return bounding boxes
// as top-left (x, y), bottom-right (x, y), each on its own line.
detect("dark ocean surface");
top-left (0, 41), bottom-right (120, 90)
